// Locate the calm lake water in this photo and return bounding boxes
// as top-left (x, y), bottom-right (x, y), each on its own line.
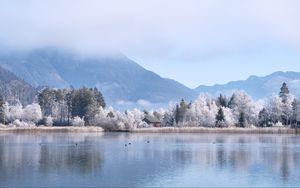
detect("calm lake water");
top-left (0, 132), bottom-right (300, 187)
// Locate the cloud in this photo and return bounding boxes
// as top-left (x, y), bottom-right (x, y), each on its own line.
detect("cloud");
top-left (0, 0), bottom-right (299, 56)
top-left (0, 0), bottom-right (300, 88)
top-left (137, 99), bottom-right (151, 108)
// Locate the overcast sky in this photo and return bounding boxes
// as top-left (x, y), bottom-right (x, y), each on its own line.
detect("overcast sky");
top-left (0, 0), bottom-right (300, 88)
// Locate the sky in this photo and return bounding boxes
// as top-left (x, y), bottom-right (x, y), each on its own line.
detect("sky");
top-left (0, 0), bottom-right (300, 88)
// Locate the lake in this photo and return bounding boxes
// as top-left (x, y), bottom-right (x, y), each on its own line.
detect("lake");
top-left (0, 132), bottom-right (300, 187)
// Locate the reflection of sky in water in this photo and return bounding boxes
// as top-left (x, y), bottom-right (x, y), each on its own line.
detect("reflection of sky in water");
top-left (0, 133), bottom-right (300, 187)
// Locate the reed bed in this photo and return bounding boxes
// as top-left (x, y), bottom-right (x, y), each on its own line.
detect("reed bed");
top-left (0, 126), bottom-right (104, 133)
top-left (131, 127), bottom-right (300, 134)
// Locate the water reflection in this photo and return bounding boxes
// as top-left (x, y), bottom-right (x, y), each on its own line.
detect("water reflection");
top-left (0, 133), bottom-right (300, 187)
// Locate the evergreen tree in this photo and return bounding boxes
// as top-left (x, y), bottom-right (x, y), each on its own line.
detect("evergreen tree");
top-left (65, 89), bottom-right (74, 125)
top-left (215, 108), bottom-right (225, 128)
top-left (175, 104), bottom-right (180, 124)
top-left (38, 88), bottom-right (56, 117)
top-left (238, 112), bottom-right (245, 127)
top-left (0, 95), bottom-right (5, 124)
top-left (93, 87), bottom-right (106, 108)
top-left (228, 93), bottom-right (236, 109)
top-left (71, 87), bottom-right (94, 119)
top-left (279, 82), bottom-right (290, 104)
top-left (217, 94), bottom-right (228, 107)
top-left (258, 108), bottom-right (269, 127)
top-left (174, 99), bottom-right (188, 124)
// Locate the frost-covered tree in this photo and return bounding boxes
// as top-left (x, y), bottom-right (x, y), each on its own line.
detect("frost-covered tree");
top-left (8, 102), bottom-right (23, 122)
top-left (45, 116), bottom-right (53, 127)
top-left (265, 95), bottom-right (283, 125)
top-left (38, 87), bottom-right (105, 126)
top-left (65, 89), bottom-right (74, 125)
top-left (278, 83), bottom-right (293, 126)
top-left (222, 107), bottom-right (235, 127)
top-left (185, 94), bottom-right (218, 127)
top-left (153, 109), bottom-right (165, 122)
top-left (72, 116), bottom-right (85, 127)
top-left (22, 103), bottom-right (42, 124)
top-left (258, 108), bottom-right (269, 127)
top-left (120, 109), bottom-right (144, 129)
top-left (162, 111), bottom-right (175, 127)
top-left (90, 106), bottom-right (116, 129)
top-left (228, 91), bottom-right (258, 127)
top-left (292, 98), bottom-right (300, 127)
top-left (0, 95), bottom-right (5, 124)
top-left (38, 88), bottom-right (56, 117)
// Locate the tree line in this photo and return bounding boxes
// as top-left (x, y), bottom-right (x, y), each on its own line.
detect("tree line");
top-left (165, 82), bottom-right (300, 128)
top-left (0, 82), bottom-right (300, 129)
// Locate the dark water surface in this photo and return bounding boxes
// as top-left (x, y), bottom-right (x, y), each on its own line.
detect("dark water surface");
top-left (0, 132), bottom-right (300, 187)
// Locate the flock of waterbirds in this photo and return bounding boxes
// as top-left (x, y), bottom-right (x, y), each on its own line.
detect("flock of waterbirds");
top-left (125, 140), bottom-right (150, 147)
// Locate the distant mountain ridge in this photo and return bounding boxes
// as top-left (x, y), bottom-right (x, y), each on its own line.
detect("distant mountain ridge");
top-left (195, 71), bottom-right (300, 100)
top-left (0, 66), bottom-right (36, 104)
top-left (0, 47), bottom-right (197, 106)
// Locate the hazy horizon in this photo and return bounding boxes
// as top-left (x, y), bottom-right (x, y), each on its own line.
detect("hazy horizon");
top-left (1, 0), bottom-right (300, 87)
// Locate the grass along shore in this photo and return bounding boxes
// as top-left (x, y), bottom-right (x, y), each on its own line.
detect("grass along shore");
top-left (130, 127), bottom-right (300, 134)
top-left (0, 126), bottom-right (299, 134)
top-left (0, 126), bottom-right (104, 133)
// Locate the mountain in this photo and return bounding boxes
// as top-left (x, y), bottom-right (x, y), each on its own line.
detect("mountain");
top-left (0, 48), bottom-right (196, 106)
top-left (195, 71), bottom-right (300, 100)
top-left (0, 66), bottom-right (36, 105)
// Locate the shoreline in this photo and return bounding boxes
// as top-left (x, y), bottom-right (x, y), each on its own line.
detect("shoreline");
top-left (130, 127), bottom-right (300, 134)
top-left (0, 126), bottom-right (104, 133)
top-left (0, 126), bottom-right (299, 134)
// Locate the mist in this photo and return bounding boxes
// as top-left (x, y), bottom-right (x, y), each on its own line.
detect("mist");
top-left (0, 0), bottom-right (300, 86)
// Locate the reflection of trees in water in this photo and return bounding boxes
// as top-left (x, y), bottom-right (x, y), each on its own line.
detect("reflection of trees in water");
top-left (281, 146), bottom-right (289, 181)
top-left (38, 140), bottom-right (104, 176)
top-left (1, 133), bottom-right (300, 186)
top-left (0, 133), bottom-right (104, 185)
top-left (195, 135), bottom-right (300, 182)
top-left (0, 134), bottom-right (42, 184)
top-left (259, 136), bottom-right (300, 182)
top-left (215, 137), bottom-right (226, 169)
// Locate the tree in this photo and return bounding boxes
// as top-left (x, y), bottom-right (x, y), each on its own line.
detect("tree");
top-left (71, 87), bottom-right (94, 119)
top-left (8, 102), bottom-right (23, 122)
top-left (266, 95), bottom-right (283, 125)
top-left (292, 98), bottom-right (300, 127)
top-left (22, 103), bottom-right (42, 124)
top-left (184, 94), bottom-right (218, 127)
top-left (215, 108), bottom-right (225, 128)
top-left (258, 108), bottom-right (269, 127)
top-left (279, 82), bottom-right (290, 104)
top-left (228, 91), bottom-right (257, 126)
top-left (0, 95), bottom-right (5, 124)
top-left (278, 83), bottom-right (293, 125)
top-left (174, 99), bottom-right (188, 124)
top-left (175, 104), bottom-right (180, 124)
top-left (238, 112), bottom-right (245, 128)
top-left (65, 89), bottom-right (74, 125)
top-left (38, 88), bottom-right (56, 117)
top-left (162, 111), bottom-right (175, 127)
top-left (217, 94), bottom-right (227, 107)
top-left (92, 88), bottom-right (106, 108)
